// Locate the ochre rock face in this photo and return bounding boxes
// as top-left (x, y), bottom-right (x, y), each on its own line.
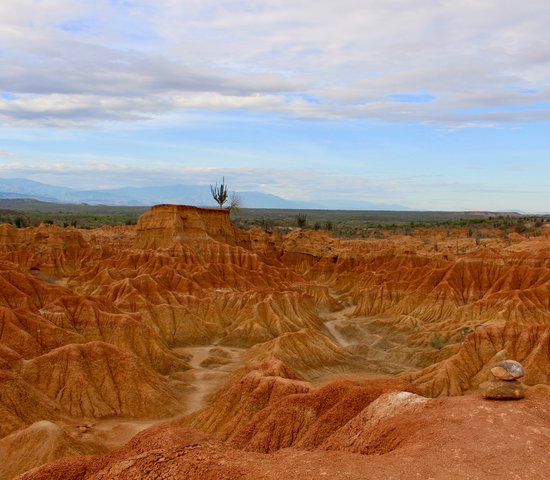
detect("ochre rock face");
top-left (134, 204), bottom-right (239, 248)
top-left (0, 205), bottom-right (549, 478)
top-left (0, 223), bottom-right (95, 276)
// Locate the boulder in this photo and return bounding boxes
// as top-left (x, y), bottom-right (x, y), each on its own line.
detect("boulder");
top-left (491, 360), bottom-right (525, 380)
top-left (480, 379), bottom-right (525, 400)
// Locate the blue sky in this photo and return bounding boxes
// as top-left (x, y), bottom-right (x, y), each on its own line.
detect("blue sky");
top-left (0, 0), bottom-right (549, 211)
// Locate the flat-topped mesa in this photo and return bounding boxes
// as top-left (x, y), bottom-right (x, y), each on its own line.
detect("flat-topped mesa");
top-left (134, 204), bottom-right (239, 249)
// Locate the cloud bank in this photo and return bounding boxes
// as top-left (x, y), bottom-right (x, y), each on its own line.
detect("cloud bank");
top-left (1, 0), bottom-right (549, 127)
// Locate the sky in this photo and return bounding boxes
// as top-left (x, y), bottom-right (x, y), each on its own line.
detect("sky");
top-left (0, 0), bottom-right (549, 211)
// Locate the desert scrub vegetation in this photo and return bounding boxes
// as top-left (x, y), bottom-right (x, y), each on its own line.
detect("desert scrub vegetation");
top-left (0, 200), bottom-right (145, 228)
top-left (430, 334), bottom-right (446, 350)
top-left (0, 212), bottom-right (140, 229)
top-left (1, 199), bottom-right (548, 236)
top-left (232, 209), bottom-right (549, 239)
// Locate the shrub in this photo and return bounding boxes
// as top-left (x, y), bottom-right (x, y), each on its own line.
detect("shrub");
top-left (210, 177), bottom-right (228, 208)
top-left (296, 214), bottom-right (307, 228)
top-left (430, 334), bottom-right (446, 350)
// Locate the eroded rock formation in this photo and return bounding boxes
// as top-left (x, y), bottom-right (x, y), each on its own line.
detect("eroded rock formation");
top-left (406, 322), bottom-right (550, 396)
top-left (0, 204), bottom-right (548, 478)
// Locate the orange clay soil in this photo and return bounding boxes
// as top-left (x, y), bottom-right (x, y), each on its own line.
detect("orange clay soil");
top-left (0, 205), bottom-right (548, 479)
top-left (15, 386), bottom-right (550, 479)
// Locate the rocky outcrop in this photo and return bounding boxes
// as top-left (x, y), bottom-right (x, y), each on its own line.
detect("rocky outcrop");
top-left (405, 322), bottom-right (550, 396)
top-left (134, 204), bottom-right (239, 249)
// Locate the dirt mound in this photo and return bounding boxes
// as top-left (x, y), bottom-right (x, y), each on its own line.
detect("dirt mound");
top-left (180, 360), bottom-right (311, 442)
top-left (0, 370), bottom-right (63, 438)
top-left (406, 321), bottom-right (550, 396)
top-left (0, 420), bottom-right (104, 480)
top-left (243, 328), bottom-right (355, 378)
top-left (21, 342), bottom-right (183, 418)
top-left (17, 394), bottom-right (550, 480)
top-left (229, 377), bottom-right (418, 453)
top-left (40, 296), bottom-right (189, 373)
top-left (179, 360), bottom-right (417, 453)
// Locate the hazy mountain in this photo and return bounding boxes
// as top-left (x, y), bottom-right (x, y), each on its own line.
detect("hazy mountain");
top-left (0, 178), bottom-right (318, 209)
top-left (0, 179), bottom-right (74, 202)
top-left (0, 178), bottom-right (411, 210)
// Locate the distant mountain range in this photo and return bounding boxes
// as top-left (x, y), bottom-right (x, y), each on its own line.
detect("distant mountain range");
top-left (0, 178), bottom-right (411, 210)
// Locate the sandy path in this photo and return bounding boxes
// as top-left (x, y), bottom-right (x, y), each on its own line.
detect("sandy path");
top-left (321, 304), bottom-right (356, 347)
top-left (173, 345), bottom-right (244, 414)
top-left (319, 292), bottom-right (424, 374)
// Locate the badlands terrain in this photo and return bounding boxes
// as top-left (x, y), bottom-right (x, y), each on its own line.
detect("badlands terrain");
top-left (0, 204), bottom-right (548, 479)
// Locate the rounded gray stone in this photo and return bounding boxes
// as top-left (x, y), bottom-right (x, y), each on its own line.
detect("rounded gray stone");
top-left (490, 360), bottom-right (525, 380)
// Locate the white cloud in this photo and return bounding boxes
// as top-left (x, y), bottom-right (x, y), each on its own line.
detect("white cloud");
top-left (0, 0), bottom-right (549, 126)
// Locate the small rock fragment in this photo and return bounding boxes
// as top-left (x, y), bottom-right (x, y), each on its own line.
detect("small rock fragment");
top-left (480, 379), bottom-right (525, 400)
top-left (490, 360), bottom-right (525, 380)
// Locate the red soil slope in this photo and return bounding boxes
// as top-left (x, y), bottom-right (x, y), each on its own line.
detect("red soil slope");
top-left (17, 393), bottom-right (550, 480)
